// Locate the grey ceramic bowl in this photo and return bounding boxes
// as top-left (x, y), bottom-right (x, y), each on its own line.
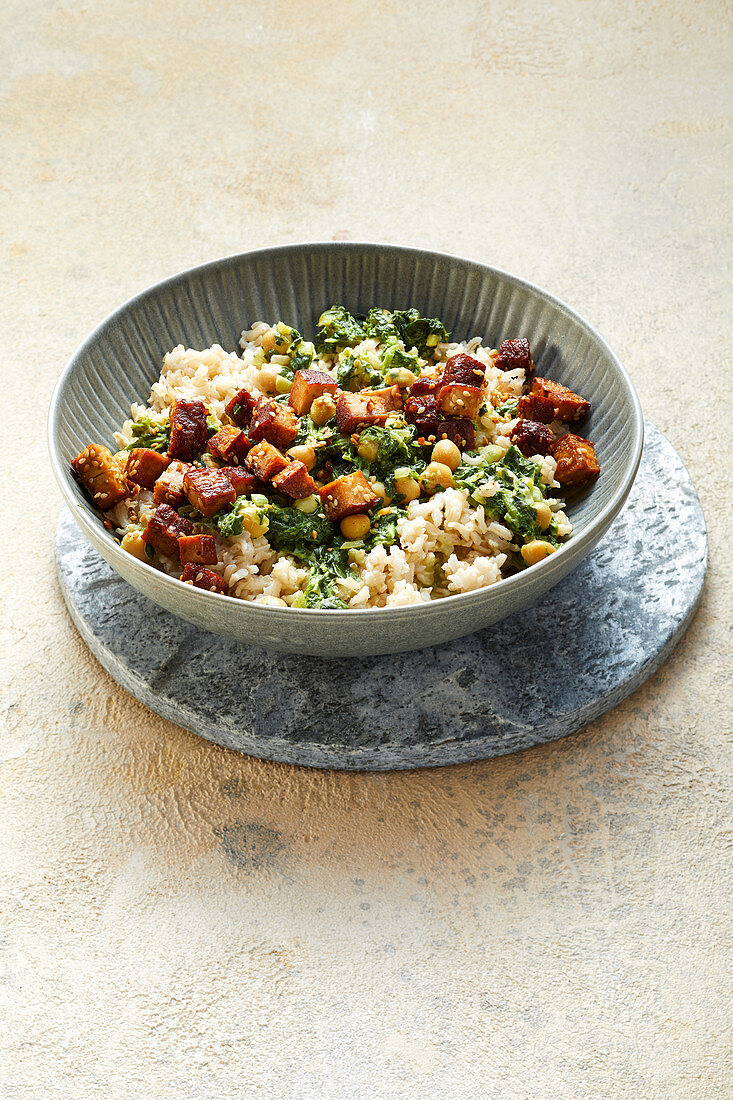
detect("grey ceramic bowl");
top-left (49, 243), bottom-right (643, 656)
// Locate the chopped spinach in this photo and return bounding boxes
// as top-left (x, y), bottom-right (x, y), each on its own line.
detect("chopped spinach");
top-left (125, 413), bottom-right (170, 453)
top-left (314, 306), bottom-right (365, 355)
top-left (453, 444), bottom-right (556, 548)
top-left (391, 309), bottom-right (449, 356)
top-left (336, 351), bottom-right (383, 392)
top-left (495, 398), bottom-right (519, 418)
top-left (265, 504), bottom-right (335, 559)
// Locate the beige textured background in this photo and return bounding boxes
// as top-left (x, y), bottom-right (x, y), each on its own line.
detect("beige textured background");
top-left (1, 2), bottom-right (731, 1097)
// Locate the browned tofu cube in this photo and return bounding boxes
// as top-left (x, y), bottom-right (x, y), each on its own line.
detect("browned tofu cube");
top-left (142, 503), bottom-right (194, 558)
top-left (516, 392), bottom-right (556, 423)
top-left (178, 534), bottom-right (218, 566)
top-left (510, 419), bottom-right (555, 457)
top-left (271, 460), bottom-right (318, 500)
top-left (496, 338), bottom-right (533, 376)
top-left (434, 418), bottom-right (475, 450)
top-left (153, 460), bottom-right (190, 506)
top-left (125, 448), bottom-right (171, 489)
top-left (436, 382), bottom-right (483, 419)
top-left (168, 399), bottom-right (209, 460)
top-left (335, 387), bottom-right (402, 434)
top-left (180, 562), bottom-right (229, 594)
top-left (442, 353), bottom-right (486, 388)
top-left (528, 378), bottom-right (590, 423)
top-left (409, 374), bottom-right (443, 397)
top-left (245, 440), bottom-right (289, 481)
top-left (249, 398), bottom-right (300, 449)
top-left (318, 470), bottom-right (381, 522)
top-left (71, 444), bottom-right (128, 510)
top-left (550, 433), bottom-right (600, 486)
top-left (288, 369), bottom-right (338, 415)
top-left (222, 467), bottom-right (262, 496)
top-left (224, 387), bottom-right (257, 428)
top-left (208, 426), bottom-right (251, 465)
top-left (183, 467), bottom-right (236, 517)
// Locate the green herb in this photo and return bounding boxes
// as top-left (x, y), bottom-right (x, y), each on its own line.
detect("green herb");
top-left (125, 413), bottom-right (170, 453)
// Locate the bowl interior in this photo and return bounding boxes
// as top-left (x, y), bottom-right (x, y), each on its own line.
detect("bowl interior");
top-left (51, 243), bottom-right (642, 576)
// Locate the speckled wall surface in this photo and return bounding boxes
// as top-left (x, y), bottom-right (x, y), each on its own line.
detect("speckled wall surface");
top-left (1, 2), bottom-right (731, 1097)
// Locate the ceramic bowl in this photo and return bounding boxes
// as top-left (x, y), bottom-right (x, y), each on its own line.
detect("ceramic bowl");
top-left (49, 243), bottom-right (643, 656)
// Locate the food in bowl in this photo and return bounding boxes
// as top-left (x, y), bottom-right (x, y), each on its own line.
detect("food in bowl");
top-left (71, 305), bottom-right (599, 609)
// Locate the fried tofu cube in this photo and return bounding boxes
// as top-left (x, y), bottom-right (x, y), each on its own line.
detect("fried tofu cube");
top-left (436, 382), bottom-right (484, 419)
top-left (178, 534), bottom-right (218, 566)
top-left (168, 398), bottom-right (209, 460)
top-left (442, 353), bottom-right (486, 388)
top-left (142, 503), bottom-right (194, 558)
top-left (288, 369), bottom-right (338, 416)
top-left (125, 447), bottom-right (171, 489)
top-left (71, 444), bottom-right (128, 509)
top-left (245, 440), bottom-right (289, 481)
top-left (528, 378), bottom-right (590, 423)
top-left (516, 392), bottom-right (556, 423)
top-left (153, 460), bottom-right (190, 506)
top-left (434, 417), bottom-right (475, 450)
top-left (404, 393), bottom-right (440, 440)
top-left (183, 467), bottom-right (236, 517)
top-left (335, 387), bottom-right (403, 434)
top-left (224, 387), bottom-right (258, 428)
top-left (248, 397), bottom-right (300, 450)
top-left (510, 419), bottom-right (555, 457)
top-left (222, 467), bottom-right (261, 496)
top-left (271, 460), bottom-right (318, 500)
top-left (496, 338), bottom-right (533, 376)
top-left (208, 426), bottom-right (251, 465)
top-left (409, 374), bottom-right (443, 396)
top-left (550, 433), bottom-right (600, 486)
top-left (180, 563), bottom-right (228, 594)
top-left (318, 470), bottom-right (381, 522)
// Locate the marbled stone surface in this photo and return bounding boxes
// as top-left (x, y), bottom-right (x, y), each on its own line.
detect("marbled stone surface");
top-left (3, 2), bottom-right (731, 1097)
top-left (56, 423), bottom-right (707, 770)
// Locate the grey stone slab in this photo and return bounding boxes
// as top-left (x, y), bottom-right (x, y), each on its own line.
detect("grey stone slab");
top-left (55, 421), bottom-right (707, 770)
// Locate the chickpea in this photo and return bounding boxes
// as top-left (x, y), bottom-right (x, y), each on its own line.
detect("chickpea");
top-left (310, 393), bottom-right (337, 426)
top-left (534, 501), bottom-right (552, 531)
top-left (431, 438), bottom-right (462, 471)
top-left (340, 513), bottom-right (371, 540)
top-left (287, 444), bottom-right (316, 470)
top-left (421, 462), bottom-right (454, 491)
top-left (121, 530), bottom-right (148, 561)
top-left (258, 362), bottom-right (280, 393)
top-left (357, 438), bottom-right (379, 462)
top-left (384, 366), bottom-right (417, 388)
top-left (394, 475), bottom-right (420, 502)
top-left (372, 481), bottom-right (392, 504)
top-left (521, 540), bottom-right (556, 566)
top-left (262, 327), bottom-right (290, 354)
top-left (259, 595), bottom-right (288, 607)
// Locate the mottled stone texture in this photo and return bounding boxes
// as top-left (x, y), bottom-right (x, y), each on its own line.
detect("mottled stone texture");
top-left (1, 2), bottom-right (731, 1098)
top-left (56, 424), bottom-right (706, 770)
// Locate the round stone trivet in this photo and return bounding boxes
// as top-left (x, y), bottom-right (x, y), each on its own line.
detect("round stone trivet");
top-left (56, 421), bottom-right (707, 770)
